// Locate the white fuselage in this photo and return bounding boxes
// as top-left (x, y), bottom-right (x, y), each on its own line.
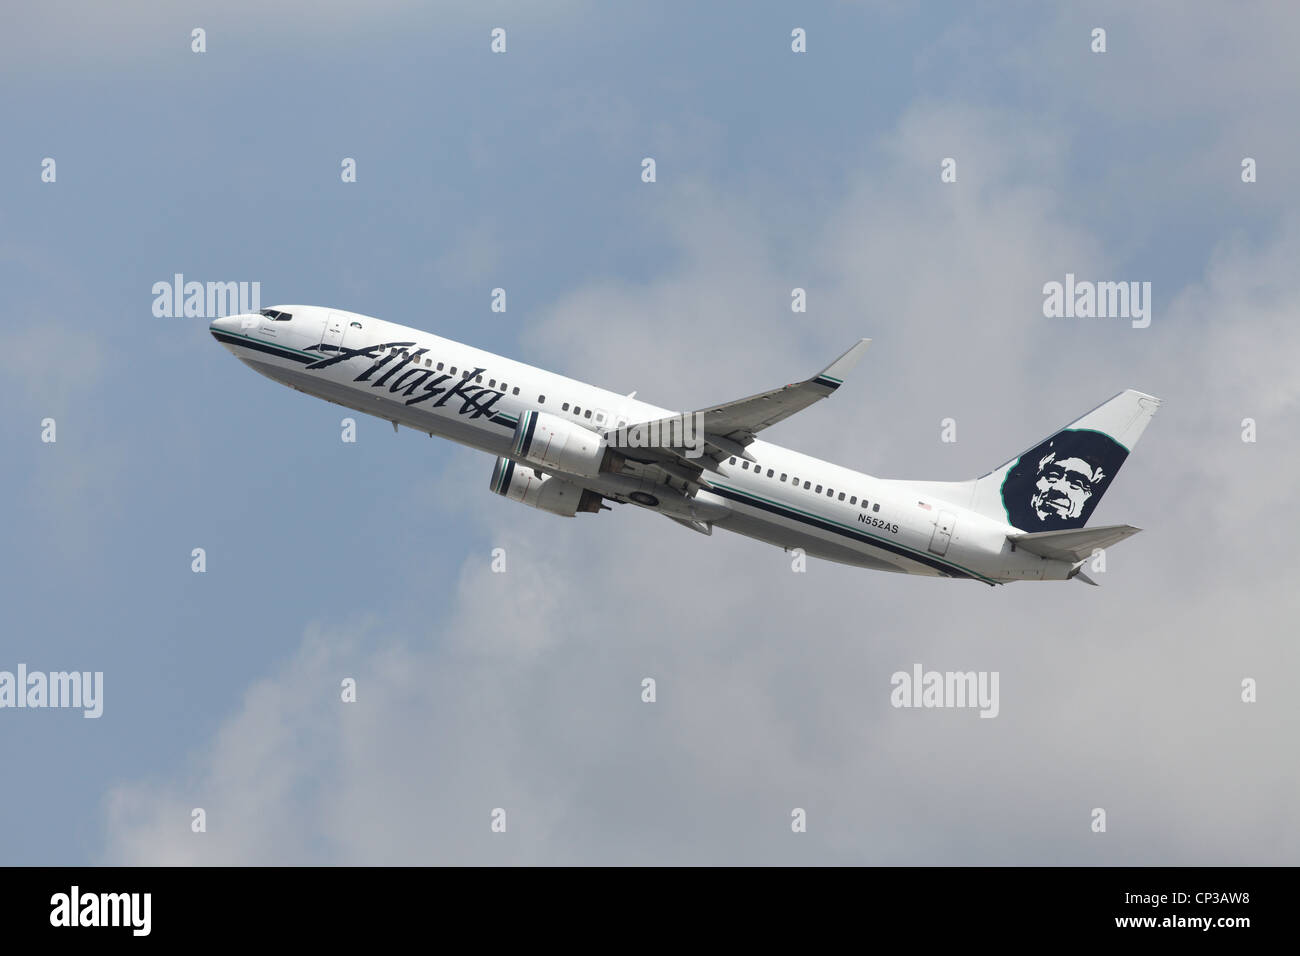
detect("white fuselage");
top-left (211, 305), bottom-right (1074, 585)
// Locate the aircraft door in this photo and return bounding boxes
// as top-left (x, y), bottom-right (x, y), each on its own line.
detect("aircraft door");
top-left (321, 312), bottom-right (347, 354)
top-left (928, 510), bottom-right (955, 556)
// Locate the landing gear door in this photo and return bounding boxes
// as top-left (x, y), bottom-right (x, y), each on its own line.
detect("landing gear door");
top-left (321, 312), bottom-right (347, 355)
top-left (928, 510), bottom-right (955, 556)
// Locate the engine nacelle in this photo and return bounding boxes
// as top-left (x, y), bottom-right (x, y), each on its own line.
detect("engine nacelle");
top-left (510, 410), bottom-right (621, 478)
top-left (489, 456), bottom-right (603, 517)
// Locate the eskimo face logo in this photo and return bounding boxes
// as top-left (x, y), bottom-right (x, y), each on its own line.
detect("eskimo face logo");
top-left (1000, 430), bottom-right (1128, 531)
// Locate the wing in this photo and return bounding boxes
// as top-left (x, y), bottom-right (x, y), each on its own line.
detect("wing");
top-left (610, 338), bottom-right (871, 473)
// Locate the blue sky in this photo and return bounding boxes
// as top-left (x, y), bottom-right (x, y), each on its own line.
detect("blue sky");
top-left (2, 2), bottom-right (1298, 864)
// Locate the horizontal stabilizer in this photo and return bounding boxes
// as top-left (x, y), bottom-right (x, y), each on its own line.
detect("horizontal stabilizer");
top-left (1008, 524), bottom-right (1141, 563)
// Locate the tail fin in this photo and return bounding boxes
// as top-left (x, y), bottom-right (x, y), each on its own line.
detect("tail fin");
top-left (968, 389), bottom-right (1161, 531)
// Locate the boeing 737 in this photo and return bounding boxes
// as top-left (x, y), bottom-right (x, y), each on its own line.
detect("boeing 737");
top-left (210, 305), bottom-right (1160, 585)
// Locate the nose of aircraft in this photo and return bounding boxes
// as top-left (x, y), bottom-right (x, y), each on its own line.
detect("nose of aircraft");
top-left (211, 313), bottom-right (260, 336)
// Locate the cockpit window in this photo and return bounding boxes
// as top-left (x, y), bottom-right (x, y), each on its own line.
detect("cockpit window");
top-left (350, 321), bottom-right (362, 329)
top-left (258, 308), bottom-right (293, 321)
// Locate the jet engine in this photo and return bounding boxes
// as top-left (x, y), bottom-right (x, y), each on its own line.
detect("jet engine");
top-left (489, 456), bottom-right (604, 517)
top-left (510, 410), bottom-right (624, 478)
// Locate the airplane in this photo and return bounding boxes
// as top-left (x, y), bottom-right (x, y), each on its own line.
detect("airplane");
top-left (210, 305), bottom-right (1160, 585)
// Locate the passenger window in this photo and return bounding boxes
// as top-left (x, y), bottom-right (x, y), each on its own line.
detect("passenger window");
top-left (838, 492), bottom-right (846, 501)
top-left (476, 375), bottom-right (483, 383)
top-left (780, 473), bottom-right (787, 481)
top-left (873, 503), bottom-right (880, 512)
top-left (563, 403), bottom-right (570, 411)
top-left (450, 367), bottom-right (457, 375)
top-left (767, 469), bottom-right (773, 478)
top-left (437, 362), bottom-right (444, 371)
top-left (803, 481), bottom-right (811, 490)
top-left (573, 406), bottom-right (581, 415)
top-left (539, 395), bottom-right (546, 403)
top-left (815, 485), bottom-right (822, 493)
top-left (425, 359), bottom-right (432, 367)
top-left (730, 457), bottom-right (737, 465)
top-left (850, 496), bottom-right (857, 505)
top-left (513, 387), bottom-right (519, 396)
top-left (489, 379), bottom-right (496, 388)
top-left (742, 461), bottom-right (749, 470)
top-left (827, 488), bottom-right (834, 497)
top-left (584, 410), bottom-right (592, 419)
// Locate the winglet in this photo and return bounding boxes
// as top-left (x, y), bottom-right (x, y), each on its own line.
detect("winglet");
top-left (812, 339), bottom-right (871, 391)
